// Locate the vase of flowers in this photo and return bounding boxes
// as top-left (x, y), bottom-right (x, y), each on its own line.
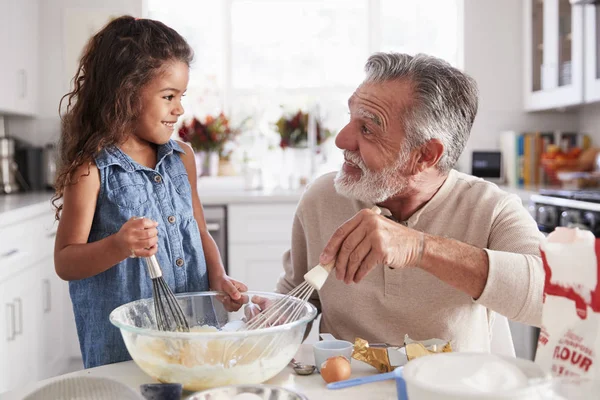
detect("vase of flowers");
top-left (178, 113), bottom-right (240, 177)
top-left (274, 109), bottom-right (332, 149)
top-left (274, 109), bottom-right (333, 187)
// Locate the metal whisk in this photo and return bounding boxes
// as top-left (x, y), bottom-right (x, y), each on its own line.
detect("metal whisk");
top-left (244, 279), bottom-right (317, 330)
top-left (145, 255), bottom-right (190, 332)
top-left (242, 206), bottom-right (381, 331)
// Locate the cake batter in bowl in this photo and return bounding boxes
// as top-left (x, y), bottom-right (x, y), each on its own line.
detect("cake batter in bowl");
top-left (109, 291), bottom-right (317, 391)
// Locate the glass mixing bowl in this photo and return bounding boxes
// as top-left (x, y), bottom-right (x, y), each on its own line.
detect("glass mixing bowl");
top-left (109, 291), bottom-right (317, 391)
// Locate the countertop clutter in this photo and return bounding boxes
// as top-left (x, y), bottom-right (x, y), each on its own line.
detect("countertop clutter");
top-left (0, 343), bottom-right (398, 400)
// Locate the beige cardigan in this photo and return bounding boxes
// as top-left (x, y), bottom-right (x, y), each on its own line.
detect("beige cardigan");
top-left (276, 170), bottom-right (544, 352)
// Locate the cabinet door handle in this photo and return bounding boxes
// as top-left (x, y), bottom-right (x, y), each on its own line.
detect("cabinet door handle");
top-left (6, 303), bottom-right (15, 341)
top-left (43, 279), bottom-right (51, 313)
top-left (206, 223), bottom-right (220, 231)
top-left (14, 298), bottom-right (22, 335)
top-left (1, 249), bottom-right (19, 259)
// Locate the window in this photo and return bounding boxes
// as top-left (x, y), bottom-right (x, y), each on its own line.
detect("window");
top-left (146, 0), bottom-right (461, 178)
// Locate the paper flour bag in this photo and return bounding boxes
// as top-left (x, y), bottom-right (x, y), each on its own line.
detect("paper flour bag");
top-left (536, 227), bottom-right (600, 378)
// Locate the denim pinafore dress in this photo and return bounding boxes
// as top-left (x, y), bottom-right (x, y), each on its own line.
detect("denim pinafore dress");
top-left (69, 140), bottom-right (209, 368)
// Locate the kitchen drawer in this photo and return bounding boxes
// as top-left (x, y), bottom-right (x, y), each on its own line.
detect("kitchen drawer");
top-left (0, 217), bottom-right (39, 270)
top-left (228, 204), bottom-right (296, 244)
top-left (0, 211), bottom-right (57, 275)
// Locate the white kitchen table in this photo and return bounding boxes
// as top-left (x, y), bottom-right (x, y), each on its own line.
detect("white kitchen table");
top-left (0, 343), bottom-right (399, 400)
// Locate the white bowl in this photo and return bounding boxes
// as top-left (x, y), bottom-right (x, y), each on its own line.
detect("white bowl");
top-left (401, 352), bottom-right (549, 400)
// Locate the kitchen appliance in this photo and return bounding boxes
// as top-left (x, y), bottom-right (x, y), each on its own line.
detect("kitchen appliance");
top-left (42, 143), bottom-right (57, 189)
top-left (203, 205), bottom-right (227, 272)
top-left (15, 143), bottom-right (44, 191)
top-left (0, 116), bottom-right (25, 194)
top-left (471, 151), bottom-right (503, 183)
top-left (530, 189), bottom-right (600, 236)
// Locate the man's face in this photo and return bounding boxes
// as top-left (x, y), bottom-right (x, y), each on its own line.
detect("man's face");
top-left (334, 80), bottom-right (416, 203)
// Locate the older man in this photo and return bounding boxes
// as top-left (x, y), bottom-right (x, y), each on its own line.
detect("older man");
top-left (275, 52), bottom-right (544, 352)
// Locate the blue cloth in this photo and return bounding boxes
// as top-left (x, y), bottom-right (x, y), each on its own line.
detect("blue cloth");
top-left (69, 140), bottom-right (209, 368)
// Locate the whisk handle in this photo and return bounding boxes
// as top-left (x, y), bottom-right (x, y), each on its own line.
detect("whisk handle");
top-left (145, 255), bottom-right (163, 279)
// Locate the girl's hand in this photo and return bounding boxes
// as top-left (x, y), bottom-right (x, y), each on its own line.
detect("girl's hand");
top-left (212, 275), bottom-right (249, 312)
top-left (115, 217), bottom-right (159, 259)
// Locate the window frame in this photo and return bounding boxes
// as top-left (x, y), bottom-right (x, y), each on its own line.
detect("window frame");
top-left (142, 0), bottom-right (464, 117)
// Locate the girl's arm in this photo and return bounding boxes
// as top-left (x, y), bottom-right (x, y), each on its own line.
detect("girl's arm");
top-left (54, 162), bottom-right (158, 280)
top-left (177, 142), bottom-right (248, 307)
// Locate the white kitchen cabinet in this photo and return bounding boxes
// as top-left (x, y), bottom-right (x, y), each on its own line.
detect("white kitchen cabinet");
top-left (0, 208), bottom-right (71, 394)
top-left (227, 203), bottom-right (297, 292)
top-left (0, 281), bottom-right (6, 394)
top-left (37, 251), bottom-right (66, 379)
top-left (0, 1), bottom-right (17, 115)
top-left (1, 266), bottom-right (41, 390)
top-left (0, 0), bottom-right (39, 116)
top-left (229, 243), bottom-right (291, 292)
top-left (583, 3), bottom-right (600, 103)
top-left (524, 0), bottom-right (584, 111)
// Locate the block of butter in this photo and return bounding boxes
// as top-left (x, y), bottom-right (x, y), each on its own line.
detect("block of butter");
top-left (404, 334), bottom-right (453, 361)
top-left (352, 335), bottom-right (453, 373)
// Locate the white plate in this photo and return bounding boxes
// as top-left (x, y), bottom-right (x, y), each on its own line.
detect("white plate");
top-left (23, 376), bottom-right (143, 400)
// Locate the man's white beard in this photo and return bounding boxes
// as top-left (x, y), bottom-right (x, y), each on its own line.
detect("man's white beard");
top-left (334, 150), bottom-right (411, 203)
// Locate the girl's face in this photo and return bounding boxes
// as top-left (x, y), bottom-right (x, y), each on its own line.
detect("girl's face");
top-left (135, 60), bottom-right (189, 145)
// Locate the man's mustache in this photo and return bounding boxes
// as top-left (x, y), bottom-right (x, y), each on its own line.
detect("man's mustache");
top-left (344, 151), bottom-right (366, 172)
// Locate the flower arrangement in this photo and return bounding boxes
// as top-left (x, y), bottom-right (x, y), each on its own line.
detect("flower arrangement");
top-left (274, 109), bottom-right (333, 149)
top-left (178, 113), bottom-right (239, 156)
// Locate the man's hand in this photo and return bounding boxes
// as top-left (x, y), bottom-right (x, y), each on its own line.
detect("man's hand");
top-left (319, 208), bottom-right (423, 284)
top-left (243, 295), bottom-right (272, 321)
top-left (243, 295), bottom-right (292, 327)
top-left (211, 275), bottom-right (249, 312)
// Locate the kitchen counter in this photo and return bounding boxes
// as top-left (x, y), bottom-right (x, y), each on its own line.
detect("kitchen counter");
top-left (0, 177), bottom-right (544, 226)
top-left (0, 191), bottom-right (56, 227)
top-left (0, 343), bottom-right (398, 400)
top-left (0, 184), bottom-right (304, 225)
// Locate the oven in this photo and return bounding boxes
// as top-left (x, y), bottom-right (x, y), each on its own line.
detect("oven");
top-left (203, 205), bottom-right (228, 274)
top-left (530, 189), bottom-right (600, 236)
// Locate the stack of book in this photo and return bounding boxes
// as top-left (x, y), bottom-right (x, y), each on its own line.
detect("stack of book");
top-left (499, 131), bottom-right (591, 187)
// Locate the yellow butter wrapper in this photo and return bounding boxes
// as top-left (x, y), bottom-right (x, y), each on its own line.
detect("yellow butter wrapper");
top-left (351, 337), bottom-right (393, 373)
top-left (404, 335), bottom-right (452, 361)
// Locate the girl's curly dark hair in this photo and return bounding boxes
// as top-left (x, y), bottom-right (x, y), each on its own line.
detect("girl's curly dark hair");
top-left (53, 15), bottom-right (193, 220)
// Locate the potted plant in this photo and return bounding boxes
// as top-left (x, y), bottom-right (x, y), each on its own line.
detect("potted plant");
top-left (178, 113), bottom-right (240, 176)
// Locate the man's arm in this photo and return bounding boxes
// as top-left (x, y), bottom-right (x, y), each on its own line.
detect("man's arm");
top-left (320, 195), bottom-right (544, 326)
top-left (470, 195), bottom-right (544, 326)
top-left (417, 235), bottom-right (489, 299)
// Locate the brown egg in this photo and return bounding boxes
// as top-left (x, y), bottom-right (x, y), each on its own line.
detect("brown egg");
top-left (320, 356), bottom-right (352, 383)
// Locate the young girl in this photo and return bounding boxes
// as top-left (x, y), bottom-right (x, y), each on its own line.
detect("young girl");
top-left (53, 15), bottom-right (247, 368)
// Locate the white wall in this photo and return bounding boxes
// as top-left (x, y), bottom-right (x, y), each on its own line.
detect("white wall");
top-left (457, 0), bottom-right (580, 173)
top-left (6, 0), bottom-right (143, 146)
top-left (7, 0), bottom-right (595, 171)
top-left (578, 103), bottom-right (600, 137)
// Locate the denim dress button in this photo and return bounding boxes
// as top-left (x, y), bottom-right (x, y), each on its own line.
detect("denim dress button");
top-left (168, 215), bottom-right (176, 223)
top-left (176, 258), bottom-right (184, 267)
top-left (154, 175), bottom-right (162, 183)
